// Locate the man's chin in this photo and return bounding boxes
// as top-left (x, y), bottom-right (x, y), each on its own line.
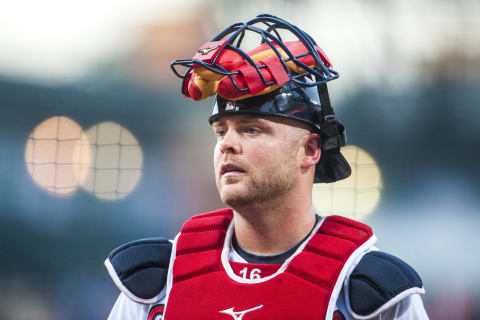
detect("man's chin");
top-left (219, 183), bottom-right (241, 198)
top-left (219, 184), bottom-right (252, 207)
top-left (222, 195), bottom-right (251, 208)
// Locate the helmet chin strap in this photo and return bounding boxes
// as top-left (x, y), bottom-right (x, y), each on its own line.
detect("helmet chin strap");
top-left (315, 82), bottom-right (346, 151)
top-left (313, 81), bottom-right (351, 183)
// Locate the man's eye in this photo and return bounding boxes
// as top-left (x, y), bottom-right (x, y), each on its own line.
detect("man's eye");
top-left (247, 127), bottom-right (259, 134)
top-left (216, 129), bottom-right (226, 137)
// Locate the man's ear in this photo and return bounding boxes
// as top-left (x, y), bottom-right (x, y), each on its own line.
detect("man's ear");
top-left (301, 134), bottom-right (321, 169)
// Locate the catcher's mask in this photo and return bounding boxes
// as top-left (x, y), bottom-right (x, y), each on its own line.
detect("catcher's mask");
top-left (171, 14), bottom-right (350, 183)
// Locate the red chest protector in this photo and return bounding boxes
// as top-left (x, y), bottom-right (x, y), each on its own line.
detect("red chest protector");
top-left (164, 209), bottom-right (374, 320)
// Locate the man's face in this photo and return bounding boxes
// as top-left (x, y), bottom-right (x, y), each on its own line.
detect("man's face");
top-left (212, 114), bottom-right (307, 207)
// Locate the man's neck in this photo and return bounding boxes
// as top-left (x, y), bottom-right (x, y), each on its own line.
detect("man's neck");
top-left (231, 192), bottom-right (317, 256)
top-left (232, 215), bottom-right (320, 264)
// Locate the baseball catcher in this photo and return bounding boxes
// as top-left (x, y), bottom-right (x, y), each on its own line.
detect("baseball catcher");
top-left (105, 14), bottom-right (429, 320)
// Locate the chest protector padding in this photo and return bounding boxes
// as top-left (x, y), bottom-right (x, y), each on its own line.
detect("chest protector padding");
top-left (164, 209), bottom-right (373, 320)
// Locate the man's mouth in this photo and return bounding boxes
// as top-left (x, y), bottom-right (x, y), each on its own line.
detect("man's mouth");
top-left (220, 164), bottom-right (246, 176)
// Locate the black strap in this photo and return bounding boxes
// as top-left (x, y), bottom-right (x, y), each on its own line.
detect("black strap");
top-left (317, 82), bottom-right (335, 120)
top-left (316, 82), bottom-right (346, 151)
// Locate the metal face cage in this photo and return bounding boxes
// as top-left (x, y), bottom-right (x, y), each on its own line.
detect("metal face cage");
top-left (171, 14), bottom-right (339, 96)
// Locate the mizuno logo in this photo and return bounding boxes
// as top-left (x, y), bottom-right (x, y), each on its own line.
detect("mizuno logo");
top-left (219, 305), bottom-right (263, 320)
top-left (197, 45), bottom-right (220, 55)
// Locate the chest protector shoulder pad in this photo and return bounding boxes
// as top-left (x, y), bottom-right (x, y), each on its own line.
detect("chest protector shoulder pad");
top-left (346, 250), bottom-right (425, 319)
top-left (105, 238), bottom-right (172, 304)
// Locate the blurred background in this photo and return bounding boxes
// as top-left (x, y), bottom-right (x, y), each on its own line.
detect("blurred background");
top-left (1, 0), bottom-right (479, 319)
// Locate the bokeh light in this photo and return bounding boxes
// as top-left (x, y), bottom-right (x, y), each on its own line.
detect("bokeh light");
top-left (313, 145), bottom-right (382, 220)
top-left (25, 116), bottom-right (90, 196)
top-left (80, 122), bottom-right (143, 200)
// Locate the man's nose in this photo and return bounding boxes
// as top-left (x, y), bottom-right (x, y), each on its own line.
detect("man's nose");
top-left (219, 130), bottom-right (241, 154)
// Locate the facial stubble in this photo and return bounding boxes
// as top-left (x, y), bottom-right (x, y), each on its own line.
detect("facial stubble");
top-left (217, 145), bottom-right (299, 208)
